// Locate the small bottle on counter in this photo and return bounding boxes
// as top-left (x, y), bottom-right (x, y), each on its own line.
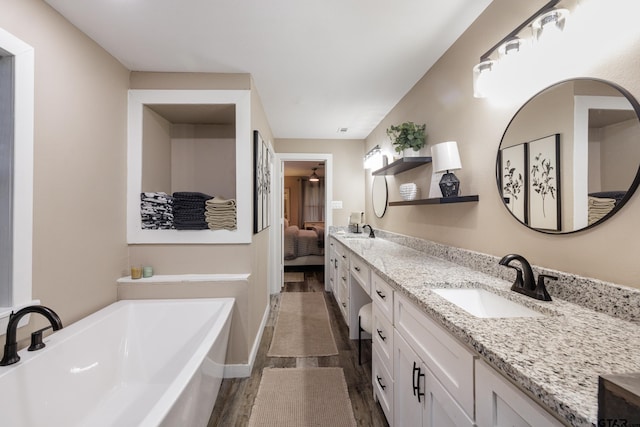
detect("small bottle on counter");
top-left (131, 266), bottom-right (142, 279)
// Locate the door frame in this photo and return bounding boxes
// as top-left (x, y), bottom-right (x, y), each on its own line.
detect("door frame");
top-left (270, 153), bottom-right (333, 294)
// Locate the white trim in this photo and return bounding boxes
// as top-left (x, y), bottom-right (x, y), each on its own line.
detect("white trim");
top-left (127, 90), bottom-right (252, 244)
top-left (116, 273), bottom-right (251, 284)
top-left (0, 28), bottom-right (34, 334)
top-left (223, 298), bottom-right (270, 378)
top-left (573, 95), bottom-right (634, 229)
top-left (273, 153), bottom-right (333, 293)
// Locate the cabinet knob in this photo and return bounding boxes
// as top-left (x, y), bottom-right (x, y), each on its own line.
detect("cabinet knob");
top-left (354, 266), bottom-right (361, 272)
top-left (342, 302), bottom-right (347, 308)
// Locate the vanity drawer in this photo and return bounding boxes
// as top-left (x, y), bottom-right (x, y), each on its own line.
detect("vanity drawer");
top-left (372, 272), bottom-right (394, 322)
top-left (373, 346), bottom-right (394, 424)
top-left (338, 275), bottom-right (349, 320)
top-left (394, 294), bottom-right (475, 418)
top-left (372, 304), bottom-right (394, 374)
top-left (350, 256), bottom-right (371, 295)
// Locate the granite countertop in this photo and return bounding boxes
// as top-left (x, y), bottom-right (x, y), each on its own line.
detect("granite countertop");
top-left (331, 233), bottom-right (640, 427)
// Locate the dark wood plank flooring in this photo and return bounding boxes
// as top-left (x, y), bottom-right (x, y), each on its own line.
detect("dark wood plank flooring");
top-left (208, 270), bottom-right (389, 426)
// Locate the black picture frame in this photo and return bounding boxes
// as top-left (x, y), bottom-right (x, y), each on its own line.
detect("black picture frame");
top-left (253, 130), bottom-right (271, 233)
top-left (527, 134), bottom-right (561, 231)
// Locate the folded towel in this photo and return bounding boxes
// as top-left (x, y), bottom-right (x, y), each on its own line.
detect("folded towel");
top-left (173, 191), bottom-right (213, 201)
top-left (207, 219), bottom-right (237, 230)
top-left (206, 197), bottom-right (236, 206)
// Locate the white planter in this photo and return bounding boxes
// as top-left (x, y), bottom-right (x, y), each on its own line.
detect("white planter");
top-left (403, 147), bottom-right (422, 157)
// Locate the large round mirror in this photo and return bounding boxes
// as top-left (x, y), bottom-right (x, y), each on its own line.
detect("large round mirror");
top-left (497, 78), bottom-right (640, 234)
top-left (372, 175), bottom-right (388, 218)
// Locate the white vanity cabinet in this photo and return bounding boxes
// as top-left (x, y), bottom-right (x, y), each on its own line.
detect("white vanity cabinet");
top-left (328, 238), bottom-right (337, 293)
top-left (333, 236), bottom-right (565, 427)
top-left (475, 360), bottom-right (564, 427)
top-left (372, 271), bottom-right (394, 423)
top-left (394, 331), bottom-right (474, 427)
top-left (348, 254), bottom-right (372, 340)
top-left (333, 241), bottom-right (350, 323)
top-left (394, 293), bottom-right (475, 426)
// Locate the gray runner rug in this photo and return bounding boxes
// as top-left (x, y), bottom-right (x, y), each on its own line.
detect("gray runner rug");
top-left (268, 292), bottom-right (338, 357)
top-left (248, 367), bottom-right (357, 427)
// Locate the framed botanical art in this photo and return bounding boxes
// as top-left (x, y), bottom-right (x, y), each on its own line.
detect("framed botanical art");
top-left (254, 130), bottom-right (271, 233)
top-left (527, 134), bottom-right (561, 231)
top-left (499, 143), bottom-right (528, 224)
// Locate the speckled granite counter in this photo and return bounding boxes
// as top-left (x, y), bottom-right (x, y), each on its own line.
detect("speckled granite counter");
top-left (331, 232), bottom-right (640, 427)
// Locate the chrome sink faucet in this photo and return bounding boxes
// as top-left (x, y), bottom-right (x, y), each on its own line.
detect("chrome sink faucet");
top-left (0, 305), bottom-right (63, 366)
top-left (362, 224), bottom-right (375, 238)
top-left (498, 254), bottom-right (555, 301)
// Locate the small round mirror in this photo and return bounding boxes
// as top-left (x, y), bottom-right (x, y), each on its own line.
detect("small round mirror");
top-left (372, 175), bottom-right (388, 218)
top-left (497, 78), bottom-right (640, 233)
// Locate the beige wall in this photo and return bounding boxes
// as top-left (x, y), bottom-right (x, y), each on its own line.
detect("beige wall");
top-left (128, 73), bottom-right (273, 363)
top-left (142, 106), bottom-right (172, 192)
top-left (274, 139), bottom-right (366, 226)
top-left (0, 0), bottom-right (130, 345)
top-left (365, 0), bottom-right (640, 288)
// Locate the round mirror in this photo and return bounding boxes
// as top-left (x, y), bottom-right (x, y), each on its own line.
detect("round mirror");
top-left (497, 78), bottom-right (640, 234)
top-left (372, 175), bottom-right (388, 218)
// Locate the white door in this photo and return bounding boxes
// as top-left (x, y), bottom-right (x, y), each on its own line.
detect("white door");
top-left (272, 153), bottom-right (333, 294)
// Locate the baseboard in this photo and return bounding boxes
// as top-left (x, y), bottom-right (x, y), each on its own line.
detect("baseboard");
top-left (224, 300), bottom-right (270, 378)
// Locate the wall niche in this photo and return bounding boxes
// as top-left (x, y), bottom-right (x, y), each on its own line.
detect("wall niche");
top-left (128, 90), bottom-right (252, 244)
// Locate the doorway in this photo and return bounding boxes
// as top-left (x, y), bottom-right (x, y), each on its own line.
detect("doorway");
top-left (271, 153), bottom-right (333, 294)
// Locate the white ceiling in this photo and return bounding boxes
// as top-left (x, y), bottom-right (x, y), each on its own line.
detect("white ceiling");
top-left (44, 0), bottom-right (492, 140)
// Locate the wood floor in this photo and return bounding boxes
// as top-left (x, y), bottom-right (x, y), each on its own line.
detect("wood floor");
top-left (208, 269), bottom-right (389, 427)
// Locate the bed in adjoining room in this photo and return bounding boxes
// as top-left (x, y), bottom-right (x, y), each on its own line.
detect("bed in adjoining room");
top-left (283, 219), bottom-right (325, 267)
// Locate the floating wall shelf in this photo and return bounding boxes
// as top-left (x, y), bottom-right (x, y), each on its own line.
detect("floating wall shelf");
top-left (389, 195), bottom-right (479, 206)
top-left (372, 157), bottom-right (432, 175)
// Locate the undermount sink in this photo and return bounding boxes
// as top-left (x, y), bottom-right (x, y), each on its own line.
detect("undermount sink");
top-left (432, 288), bottom-right (545, 318)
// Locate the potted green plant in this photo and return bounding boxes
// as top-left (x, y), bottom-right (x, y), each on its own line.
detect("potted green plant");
top-left (386, 122), bottom-right (427, 157)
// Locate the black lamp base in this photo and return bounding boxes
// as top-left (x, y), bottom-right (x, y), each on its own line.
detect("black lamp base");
top-left (439, 171), bottom-right (460, 197)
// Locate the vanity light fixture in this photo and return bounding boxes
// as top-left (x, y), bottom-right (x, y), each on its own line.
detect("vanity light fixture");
top-left (472, 0), bottom-right (568, 98)
top-left (363, 145), bottom-right (387, 170)
top-left (532, 8), bottom-right (569, 43)
top-left (432, 141), bottom-right (462, 197)
top-left (309, 167), bottom-right (320, 182)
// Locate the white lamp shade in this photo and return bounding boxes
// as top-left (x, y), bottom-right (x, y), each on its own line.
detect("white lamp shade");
top-left (432, 141), bottom-right (462, 173)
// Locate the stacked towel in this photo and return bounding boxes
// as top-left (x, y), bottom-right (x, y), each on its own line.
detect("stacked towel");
top-left (140, 192), bottom-right (174, 229)
top-left (205, 197), bottom-right (237, 230)
top-left (588, 196), bottom-right (616, 225)
top-left (173, 192), bottom-right (212, 230)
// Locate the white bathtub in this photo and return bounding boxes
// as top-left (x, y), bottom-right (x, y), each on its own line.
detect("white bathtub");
top-left (0, 298), bottom-right (234, 427)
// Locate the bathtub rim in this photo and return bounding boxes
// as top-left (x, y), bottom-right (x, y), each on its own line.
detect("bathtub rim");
top-left (0, 298), bottom-right (236, 427)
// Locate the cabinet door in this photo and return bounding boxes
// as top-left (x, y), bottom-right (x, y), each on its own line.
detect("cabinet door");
top-left (328, 241), bottom-right (337, 293)
top-left (395, 293), bottom-right (474, 417)
top-left (475, 360), bottom-right (564, 427)
top-left (394, 330), bottom-right (424, 427)
top-left (424, 368), bottom-right (474, 427)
